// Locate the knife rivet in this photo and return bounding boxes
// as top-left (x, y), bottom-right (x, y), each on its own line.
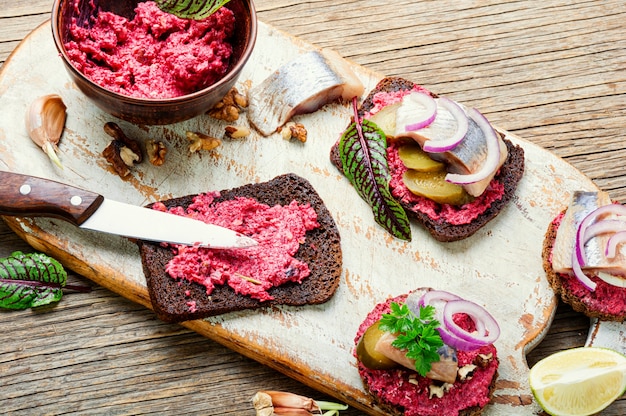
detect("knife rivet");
top-left (19, 184), bottom-right (31, 195)
top-left (70, 196), bottom-right (83, 206)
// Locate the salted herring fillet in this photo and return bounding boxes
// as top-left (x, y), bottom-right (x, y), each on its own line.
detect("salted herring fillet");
top-left (397, 97), bottom-right (508, 196)
top-left (247, 49), bottom-right (364, 136)
top-left (552, 191), bottom-right (626, 281)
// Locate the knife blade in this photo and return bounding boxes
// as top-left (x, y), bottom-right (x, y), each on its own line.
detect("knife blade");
top-left (0, 171), bottom-right (257, 249)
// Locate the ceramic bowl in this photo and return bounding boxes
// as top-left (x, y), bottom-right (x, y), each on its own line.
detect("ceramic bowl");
top-left (51, 0), bottom-right (257, 125)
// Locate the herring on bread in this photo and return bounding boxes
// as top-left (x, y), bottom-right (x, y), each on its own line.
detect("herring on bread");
top-left (355, 288), bottom-right (499, 416)
top-left (136, 173), bottom-right (342, 323)
top-left (542, 190), bottom-right (626, 322)
top-left (330, 77), bottom-right (525, 242)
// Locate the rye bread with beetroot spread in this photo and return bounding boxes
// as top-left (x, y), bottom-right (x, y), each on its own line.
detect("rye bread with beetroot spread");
top-left (330, 77), bottom-right (525, 242)
top-left (355, 291), bottom-right (499, 416)
top-left (137, 173), bottom-right (342, 323)
top-left (542, 210), bottom-right (626, 322)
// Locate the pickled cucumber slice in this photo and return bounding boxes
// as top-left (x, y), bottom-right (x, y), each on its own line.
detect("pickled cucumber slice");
top-left (356, 320), bottom-right (398, 370)
top-left (367, 103), bottom-right (400, 138)
top-left (403, 169), bottom-right (473, 205)
top-left (398, 143), bottom-right (445, 172)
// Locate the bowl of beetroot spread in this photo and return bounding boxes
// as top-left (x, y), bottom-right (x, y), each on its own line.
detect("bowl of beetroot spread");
top-left (51, 0), bottom-right (257, 125)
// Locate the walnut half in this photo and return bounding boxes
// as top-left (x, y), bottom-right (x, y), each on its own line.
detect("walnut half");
top-left (146, 140), bottom-right (167, 166)
top-left (281, 122), bottom-right (307, 143)
top-left (207, 87), bottom-right (248, 122)
top-left (186, 131), bottom-right (221, 153)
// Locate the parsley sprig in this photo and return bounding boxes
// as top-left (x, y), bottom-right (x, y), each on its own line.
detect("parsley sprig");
top-left (379, 302), bottom-right (444, 376)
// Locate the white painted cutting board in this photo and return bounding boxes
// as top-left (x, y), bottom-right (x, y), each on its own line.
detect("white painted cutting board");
top-left (0, 20), bottom-right (605, 415)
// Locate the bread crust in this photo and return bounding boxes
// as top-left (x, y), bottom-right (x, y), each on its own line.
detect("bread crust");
top-left (542, 211), bottom-right (626, 322)
top-left (137, 173), bottom-right (342, 323)
top-left (330, 77), bottom-right (525, 242)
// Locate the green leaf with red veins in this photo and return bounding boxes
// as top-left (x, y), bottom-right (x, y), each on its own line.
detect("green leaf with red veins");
top-left (0, 251), bottom-right (67, 309)
top-left (155, 0), bottom-right (231, 20)
top-left (339, 100), bottom-right (412, 241)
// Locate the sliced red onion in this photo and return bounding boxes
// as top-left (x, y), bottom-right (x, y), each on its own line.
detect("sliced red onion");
top-left (605, 230), bottom-right (626, 259)
top-left (418, 289), bottom-right (462, 307)
top-left (401, 92), bottom-right (438, 131)
top-left (596, 272), bottom-right (626, 288)
top-left (445, 108), bottom-right (501, 185)
top-left (442, 300), bottom-right (500, 348)
top-left (574, 204), bottom-right (626, 266)
top-left (571, 248), bottom-right (597, 291)
top-left (419, 290), bottom-right (499, 351)
top-left (422, 98), bottom-right (469, 153)
top-left (437, 325), bottom-right (483, 351)
top-left (584, 220), bottom-right (626, 245)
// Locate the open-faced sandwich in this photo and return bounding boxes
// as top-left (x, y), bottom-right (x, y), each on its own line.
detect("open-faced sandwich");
top-left (330, 77), bottom-right (525, 242)
top-left (355, 288), bottom-right (500, 416)
top-left (542, 190), bottom-right (626, 322)
top-left (136, 173), bottom-right (342, 323)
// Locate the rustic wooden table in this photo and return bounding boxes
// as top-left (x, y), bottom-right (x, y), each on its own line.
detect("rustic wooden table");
top-left (1, 0), bottom-right (624, 414)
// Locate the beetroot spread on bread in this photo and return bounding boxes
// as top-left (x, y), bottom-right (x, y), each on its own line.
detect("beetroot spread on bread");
top-left (137, 174), bottom-right (342, 323)
top-left (542, 191), bottom-right (626, 322)
top-left (330, 77), bottom-right (525, 242)
top-left (155, 196), bottom-right (319, 302)
top-left (355, 289), bottom-right (499, 416)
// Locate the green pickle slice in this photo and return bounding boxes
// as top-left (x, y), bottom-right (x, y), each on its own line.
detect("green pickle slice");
top-left (356, 320), bottom-right (397, 370)
top-left (403, 169), bottom-right (473, 205)
top-left (397, 143), bottom-right (445, 172)
top-left (368, 103), bottom-right (400, 138)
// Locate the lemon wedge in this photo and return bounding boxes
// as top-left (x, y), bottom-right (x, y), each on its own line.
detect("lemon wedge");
top-left (529, 347), bottom-right (626, 416)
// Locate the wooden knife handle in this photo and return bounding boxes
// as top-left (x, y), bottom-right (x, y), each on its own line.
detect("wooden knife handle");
top-left (0, 171), bottom-right (104, 226)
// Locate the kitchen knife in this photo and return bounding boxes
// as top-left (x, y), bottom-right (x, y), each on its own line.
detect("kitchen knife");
top-left (0, 171), bottom-right (257, 249)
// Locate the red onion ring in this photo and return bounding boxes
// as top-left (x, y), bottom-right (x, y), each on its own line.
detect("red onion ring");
top-left (571, 204), bottom-right (626, 291)
top-left (605, 230), bottom-right (626, 258)
top-left (445, 108), bottom-right (501, 185)
top-left (399, 92), bottom-right (438, 131)
top-left (443, 300), bottom-right (500, 347)
top-left (437, 324), bottom-right (483, 351)
top-left (571, 249), bottom-right (597, 291)
top-left (422, 98), bottom-right (469, 153)
top-left (418, 289), bottom-right (462, 307)
top-left (584, 220), bottom-right (626, 245)
top-left (418, 290), bottom-right (500, 351)
top-left (574, 204), bottom-right (626, 266)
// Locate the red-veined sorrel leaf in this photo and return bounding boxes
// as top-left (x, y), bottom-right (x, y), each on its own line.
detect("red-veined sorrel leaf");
top-left (155, 0), bottom-right (231, 19)
top-left (338, 99), bottom-right (412, 241)
top-left (0, 251), bottom-right (68, 309)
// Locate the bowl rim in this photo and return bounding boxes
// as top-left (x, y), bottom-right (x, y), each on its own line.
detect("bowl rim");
top-left (50, 0), bottom-right (258, 105)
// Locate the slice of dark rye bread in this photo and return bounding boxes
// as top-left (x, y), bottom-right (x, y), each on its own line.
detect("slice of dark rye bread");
top-left (330, 76), bottom-right (525, 242)
top-left (355, 292), bottom-right (499, 416)
top-left (542, 211), bottom-right (626, 322)
top-left (136, 173), bottom-right (342, 323)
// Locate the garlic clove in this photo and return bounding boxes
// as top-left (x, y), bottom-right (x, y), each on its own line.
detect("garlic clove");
top-left (26, 94), bottom-right (67, 169)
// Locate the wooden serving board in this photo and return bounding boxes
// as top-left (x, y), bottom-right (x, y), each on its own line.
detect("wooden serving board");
top-left (0, 20), bottom-right (602, 415)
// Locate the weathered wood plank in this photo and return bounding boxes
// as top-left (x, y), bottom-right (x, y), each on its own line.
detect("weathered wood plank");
top-left (1, 0), bottom-right (625, 414)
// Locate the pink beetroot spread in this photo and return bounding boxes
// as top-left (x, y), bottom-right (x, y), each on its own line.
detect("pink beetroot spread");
top-left (152, 193), bottom-right (320, 302)
top-left (367, 89), bottom-right (506, 225)
top-left (550, 214), bottom-right (626, 316)
top-left (65, 1), bottom-right (235, 99)
top-left (355, 294), bottom-right (498, 416)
